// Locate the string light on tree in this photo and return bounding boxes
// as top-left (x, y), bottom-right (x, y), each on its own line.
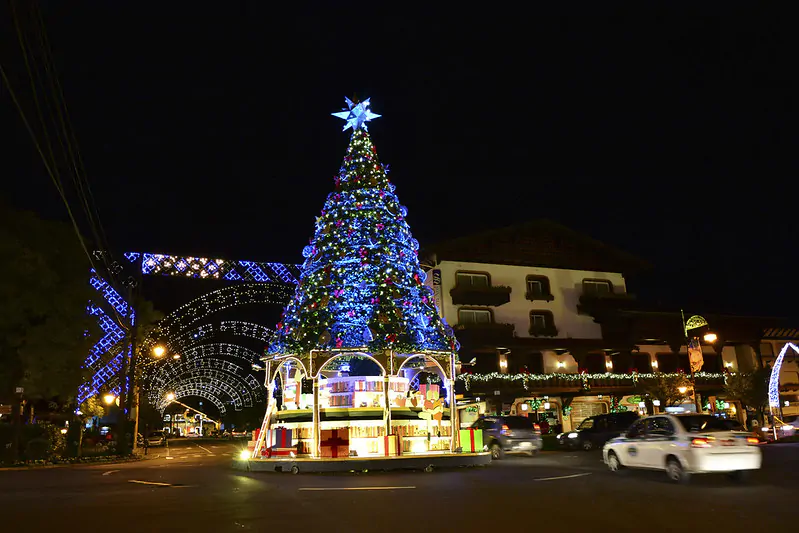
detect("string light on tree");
top-left (269, 97), bottom-right (457, 355)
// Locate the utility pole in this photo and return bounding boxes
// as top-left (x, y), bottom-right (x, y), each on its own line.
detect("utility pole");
top-left (10, 387), bottom-right (23, 463)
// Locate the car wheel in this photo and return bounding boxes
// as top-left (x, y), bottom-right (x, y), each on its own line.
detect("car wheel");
top-left (607, 451), bottom-right (622, 472)
top-left (582, 439), bottom-right (594, 451)
top-left (490, 443), bottom-right (504, 460)
top-left (727, 470), bottom-right (750, 483)
top-left (666, 458), bottom-right (690, 484)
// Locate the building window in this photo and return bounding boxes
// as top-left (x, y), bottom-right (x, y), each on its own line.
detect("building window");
top-left (656, 353), bottom-right (689, 373)
top-left (582, 279), bottom-right (613, 296)
top-left (525, 275), bottom-right (553, 301)
top-left (511, 352), bottom-right (544, 374)
top-left (529, 311), bottom-right (557, 336)
top-left (458, 308), bottom-right (492, 325)
top-left (456, 272), bottom-right (490, 288)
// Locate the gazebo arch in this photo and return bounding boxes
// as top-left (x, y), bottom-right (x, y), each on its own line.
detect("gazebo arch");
top-left (314, 352), bottom-right (387, 378)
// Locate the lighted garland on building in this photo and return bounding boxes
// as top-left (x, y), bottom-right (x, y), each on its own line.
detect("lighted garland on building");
top-left (457, 371), bottom-right (727, 391)
top-left (268, 97), bottom-right (457, 355)
top-left (609, 396), bottom-right (628, 413)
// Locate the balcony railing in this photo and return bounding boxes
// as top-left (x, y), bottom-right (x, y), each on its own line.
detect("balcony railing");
top-left (528, 324), bottom-right (559, 337)
top-left (525, 290), bottom-right (555, 302)
top-left (450, 284), bottom-right (512, 307)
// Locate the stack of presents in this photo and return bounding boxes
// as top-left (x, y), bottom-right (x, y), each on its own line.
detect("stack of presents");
top-left (253, 426), bottom-right (401, 458)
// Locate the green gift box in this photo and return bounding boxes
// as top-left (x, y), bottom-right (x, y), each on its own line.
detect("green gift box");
top-left (459, 428), bottom-right (483, 453)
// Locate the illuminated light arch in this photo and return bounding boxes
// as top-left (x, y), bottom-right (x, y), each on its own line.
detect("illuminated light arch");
top-left (139, 283), bottom-right (292, 355)
top-left (768, 342), bottom-right (799, 408)
top-left (147, 357), bottom-right (261, 407)
top-left (158, 376), bottom-right (247, 412)
top-left (162, 387), bottom-right (228, 416)
top-left (155, 370), bottom-right (254, 409)
top-left (161, 321), bottom-right (275, 356)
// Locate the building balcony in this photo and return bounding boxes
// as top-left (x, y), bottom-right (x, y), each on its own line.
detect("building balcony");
top-left (577, 292), bottom-right (637, 315)
top-left (450, 285), bottom-right (512, 307)
top-left (454, 322), bottom-right (515, 344)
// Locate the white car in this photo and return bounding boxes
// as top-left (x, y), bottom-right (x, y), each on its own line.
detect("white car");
top-left (603, 414), bottom-right (761, 483)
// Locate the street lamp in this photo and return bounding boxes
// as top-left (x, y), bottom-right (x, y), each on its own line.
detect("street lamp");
top-left (153, 345), bottom-right (166, 358)
top-left (703, 332), bottom-right (718, 344)
top-left (103, 393), bottom-right (116, 406)
top-left (166, 392), bottom-right (175, 402)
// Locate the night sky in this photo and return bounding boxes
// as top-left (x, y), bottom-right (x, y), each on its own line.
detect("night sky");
top-left (2, 3), bottom-right (796, 318)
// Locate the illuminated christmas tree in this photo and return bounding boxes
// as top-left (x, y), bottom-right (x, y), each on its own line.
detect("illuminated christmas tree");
top-left (268, 97), bottom-right (457, 356)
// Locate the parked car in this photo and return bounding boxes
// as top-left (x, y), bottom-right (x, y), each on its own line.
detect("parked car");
top-left (557, 411), bottom-right (640, 451)
top-left (146, 431), bottom-right (167, 447)
top-left (471, 416), bottom-right (542, 459)
top-left (760, 415), bottom-right (799, 440)
top-left (603, 414), bottom-right (762, 483)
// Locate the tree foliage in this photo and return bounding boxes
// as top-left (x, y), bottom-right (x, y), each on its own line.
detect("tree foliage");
top-left (638, 372), bottom-right (691, 407)
top-left (724, 368), bottom-right (770, 416)
top-left (0, 204), bottom-right (98, 402)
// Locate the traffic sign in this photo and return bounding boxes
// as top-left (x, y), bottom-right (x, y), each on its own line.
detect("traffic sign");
top-left (15, 387), bottom-right (24, 394)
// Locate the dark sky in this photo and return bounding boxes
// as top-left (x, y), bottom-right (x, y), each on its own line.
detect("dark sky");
top-left (2, 3), bottom-right (796, 318)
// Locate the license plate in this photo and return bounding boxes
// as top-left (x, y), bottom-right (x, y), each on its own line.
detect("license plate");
top-left (519, 441), bottom-right (533, 449)
top-left (721, 440), bottom-right (735, 446)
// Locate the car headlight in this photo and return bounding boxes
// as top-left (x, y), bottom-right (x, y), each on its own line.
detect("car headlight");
top-left (568, 432), bottom-right (578, 439)
top-left (239, 450), bottom-right (251, 460)
top-left (556, 433), bottom-right (564, 439)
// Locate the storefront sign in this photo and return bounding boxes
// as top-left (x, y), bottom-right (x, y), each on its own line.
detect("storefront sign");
top-left (432, 269), bottom-right (443, 317)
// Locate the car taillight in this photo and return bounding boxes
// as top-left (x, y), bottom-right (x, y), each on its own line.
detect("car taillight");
top-left (691, 437), bottom-right (711, 448)
top-left (501, 424), bottom-right (511, 436)
top-left (746, 437), bottom-right (759, 445)
top-left (533, 423), bottom-right (541, 434)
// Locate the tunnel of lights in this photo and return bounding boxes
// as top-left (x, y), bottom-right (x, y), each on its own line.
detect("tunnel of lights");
top-left (82, 254), bottom-right (299, 415)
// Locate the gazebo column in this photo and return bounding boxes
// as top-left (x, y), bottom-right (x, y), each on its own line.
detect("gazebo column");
top-left (383, 351), bottom-right (393, 440)
top-left (449, 352), bottom-right (458, 452)
top-left (312, 375), bottom-right (320, 458)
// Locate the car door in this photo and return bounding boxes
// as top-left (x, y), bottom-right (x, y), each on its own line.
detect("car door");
top-left (619, 419), bottom-right (648, 467)
top-left (639, 417), bottom-right (677, 469)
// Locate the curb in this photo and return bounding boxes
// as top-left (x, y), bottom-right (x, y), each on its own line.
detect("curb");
top-left (0, 455), bottom-right (144, 471)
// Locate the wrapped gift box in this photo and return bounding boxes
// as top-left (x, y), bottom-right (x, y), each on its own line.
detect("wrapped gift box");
top-left (380, 434), bottom-right (400, 457)
top-left (320, 428), bottom-right (349, 458)
top-left (270, 427), bottom-right (293, 448)
top-left (459, 428), bottom-right (483, 453)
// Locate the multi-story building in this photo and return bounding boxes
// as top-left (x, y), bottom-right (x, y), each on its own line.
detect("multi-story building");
top-left (421, 220), bottom-right (799, 431)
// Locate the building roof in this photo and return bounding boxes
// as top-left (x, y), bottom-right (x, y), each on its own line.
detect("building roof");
top-left (420, 219), bottom-right (651, 275)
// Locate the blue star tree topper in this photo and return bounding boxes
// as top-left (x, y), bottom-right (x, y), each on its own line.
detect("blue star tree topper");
top-left (331, 97), bottom-right (381, 131)
top-left (267, 98), bottom-right (458, 356)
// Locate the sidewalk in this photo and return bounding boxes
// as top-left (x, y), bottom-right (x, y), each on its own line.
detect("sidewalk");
top-left (0, 453), bottom-right (145, 471)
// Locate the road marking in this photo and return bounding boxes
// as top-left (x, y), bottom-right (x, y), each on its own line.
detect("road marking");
top-left (534, 473), bottom-right (592, 482)
top-left (102, 470), bottom-right (119, 476)
top-left (196, 444), bottom-right (213, 454)
top-left (129, 480), bottom-right (172, 487)
top-left (298, 486), bottom-right (416, 491)
top-left (165, 456), bottom-right (174, 460)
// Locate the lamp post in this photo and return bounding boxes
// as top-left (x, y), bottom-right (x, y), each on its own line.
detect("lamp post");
top-left (681, 312), bottom-right (716, 413)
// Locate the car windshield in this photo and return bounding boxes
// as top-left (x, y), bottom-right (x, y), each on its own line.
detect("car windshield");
top-left (577, 418), bottom-right (594, 430)
top-left (675, 415), bottom-right (732, 433)
top-left (502, 417), bottom-right (534, 429)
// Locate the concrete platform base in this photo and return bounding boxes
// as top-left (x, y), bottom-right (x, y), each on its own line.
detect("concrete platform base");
top-left (232, 452), bottom-right (492, 474)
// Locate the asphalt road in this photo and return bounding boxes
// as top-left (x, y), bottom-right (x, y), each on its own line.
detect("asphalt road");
top-left (1, 440), bottom-right (797, 532)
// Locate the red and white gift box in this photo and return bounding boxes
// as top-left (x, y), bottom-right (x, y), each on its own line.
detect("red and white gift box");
top-left (380, 434), bottom-right (400, 457)
top-left (266, 447), bottom-right (296, 457)
top-left (320, 428), bottom-right (350, 458)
